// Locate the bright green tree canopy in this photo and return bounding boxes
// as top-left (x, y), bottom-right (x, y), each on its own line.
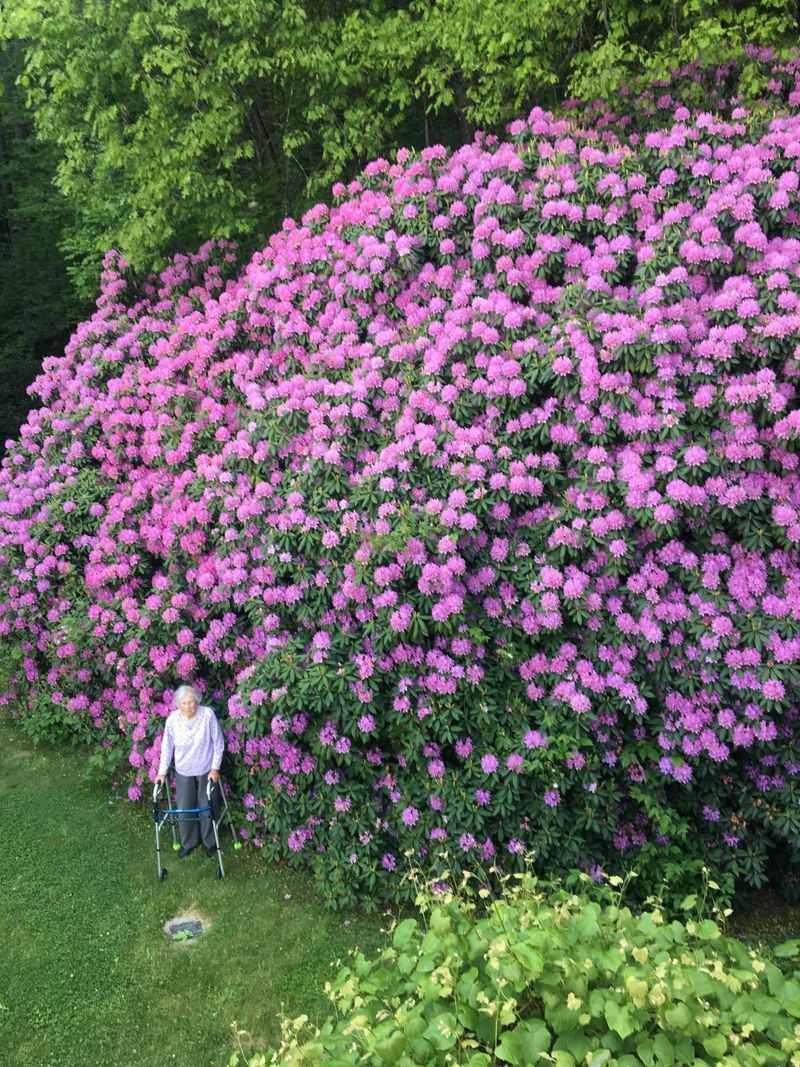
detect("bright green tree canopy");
top-left (2, 0), bottom-right (798, 293)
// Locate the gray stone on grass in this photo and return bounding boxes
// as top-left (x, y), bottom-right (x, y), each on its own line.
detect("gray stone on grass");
top-left (163, 911), bottom-right (209, 944)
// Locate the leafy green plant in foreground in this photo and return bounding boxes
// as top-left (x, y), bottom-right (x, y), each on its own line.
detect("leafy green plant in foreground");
top-left (235, 868), bottom-right (800, 1067)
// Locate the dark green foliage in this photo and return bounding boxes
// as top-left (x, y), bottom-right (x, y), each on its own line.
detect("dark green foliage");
top-left (0, 42), bottom-right (87, 444)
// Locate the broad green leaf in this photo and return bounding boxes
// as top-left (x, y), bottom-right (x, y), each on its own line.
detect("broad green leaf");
top-left (636, 1038), bottom-right (654, 1067)
top-left (703, 1034), bottom-right (726, 1059)
top-left (587, 1050), bottom-right (612, 1067)
top-left (664, 1003), bottom-right (691, 1030)
top-left (696, 920), bottom-right (721, 941)
top-left (423, 1011), bottom-right (459, 1051)
top-left (496, 1021), bottom-right (551, 1065)
top-left (779, 979), bottom-right (800, 1018)
top-left (605, 1000), bottom-right (635, 1040)
top-left (509, 942), bottom-right (544, 977)
top-left (555, 1031), bottom-right (591, 1061)
top-left (392, 918), bottom-right (417, 949)
top-left (376, 1030), bottom-right (406, 1064)
top-left (653, 1034), bottom-right (674, 1066)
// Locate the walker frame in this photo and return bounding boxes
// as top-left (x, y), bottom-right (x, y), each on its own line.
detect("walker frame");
top-left (152, 777), bottom-right (237, 880)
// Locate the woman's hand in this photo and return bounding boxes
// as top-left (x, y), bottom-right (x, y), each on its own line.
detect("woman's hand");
top-left (156, 774), bottom-right (165, 785)
top-left (209, 769), bottom-right (221, 783)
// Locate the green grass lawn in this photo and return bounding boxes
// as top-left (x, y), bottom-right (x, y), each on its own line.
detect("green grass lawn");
top-left (0, 719), bottom-right (384, 1067)
top-left (3, 716), bottom-right (800, 1067)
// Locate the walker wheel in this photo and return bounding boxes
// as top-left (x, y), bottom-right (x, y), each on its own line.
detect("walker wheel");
top-left (160, 868), bottom-right (168, 881)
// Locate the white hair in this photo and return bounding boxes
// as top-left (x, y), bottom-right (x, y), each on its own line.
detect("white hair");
top-left (173, 684), bottom-right (201, 708)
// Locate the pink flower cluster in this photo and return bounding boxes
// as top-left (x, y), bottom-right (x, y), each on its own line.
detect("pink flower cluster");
top-left (3, 49), bottom-right (800, 903)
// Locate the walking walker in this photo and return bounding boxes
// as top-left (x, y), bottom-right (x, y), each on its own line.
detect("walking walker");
top-left (152, 777), bottom-right (237, 881)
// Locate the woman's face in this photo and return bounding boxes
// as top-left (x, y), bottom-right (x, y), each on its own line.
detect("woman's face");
top-left (178, 692), bottom-right (198, 718)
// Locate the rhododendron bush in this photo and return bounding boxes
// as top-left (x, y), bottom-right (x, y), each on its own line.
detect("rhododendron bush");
top-left (3, 51), bottom-right (800, 907)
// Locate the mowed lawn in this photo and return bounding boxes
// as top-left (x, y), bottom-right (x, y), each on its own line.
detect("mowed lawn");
top-left (4, 717), bottom-right (800, 1067)
top-left (0, 720), bottom-right (383, 1067)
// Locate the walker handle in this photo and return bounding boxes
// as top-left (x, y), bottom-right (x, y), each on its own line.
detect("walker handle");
top-left (152, 779), bottom-right (164, 823)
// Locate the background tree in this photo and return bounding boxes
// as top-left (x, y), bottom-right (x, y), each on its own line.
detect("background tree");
top-left (0, 41), bottom-right (86, 443)
top-left (2, 0), bottom-right (799, 295)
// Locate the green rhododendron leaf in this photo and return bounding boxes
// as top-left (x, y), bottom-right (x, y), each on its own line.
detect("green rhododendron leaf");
top-left (774, 940), bottom-right (800, 959)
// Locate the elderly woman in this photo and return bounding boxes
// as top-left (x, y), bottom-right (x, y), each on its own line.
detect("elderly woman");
top-left (156, 685), bottom-right (225, 858)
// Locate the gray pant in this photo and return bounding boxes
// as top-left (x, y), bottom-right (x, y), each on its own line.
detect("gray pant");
top-left (175, 771), bottom-right (217, 850)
